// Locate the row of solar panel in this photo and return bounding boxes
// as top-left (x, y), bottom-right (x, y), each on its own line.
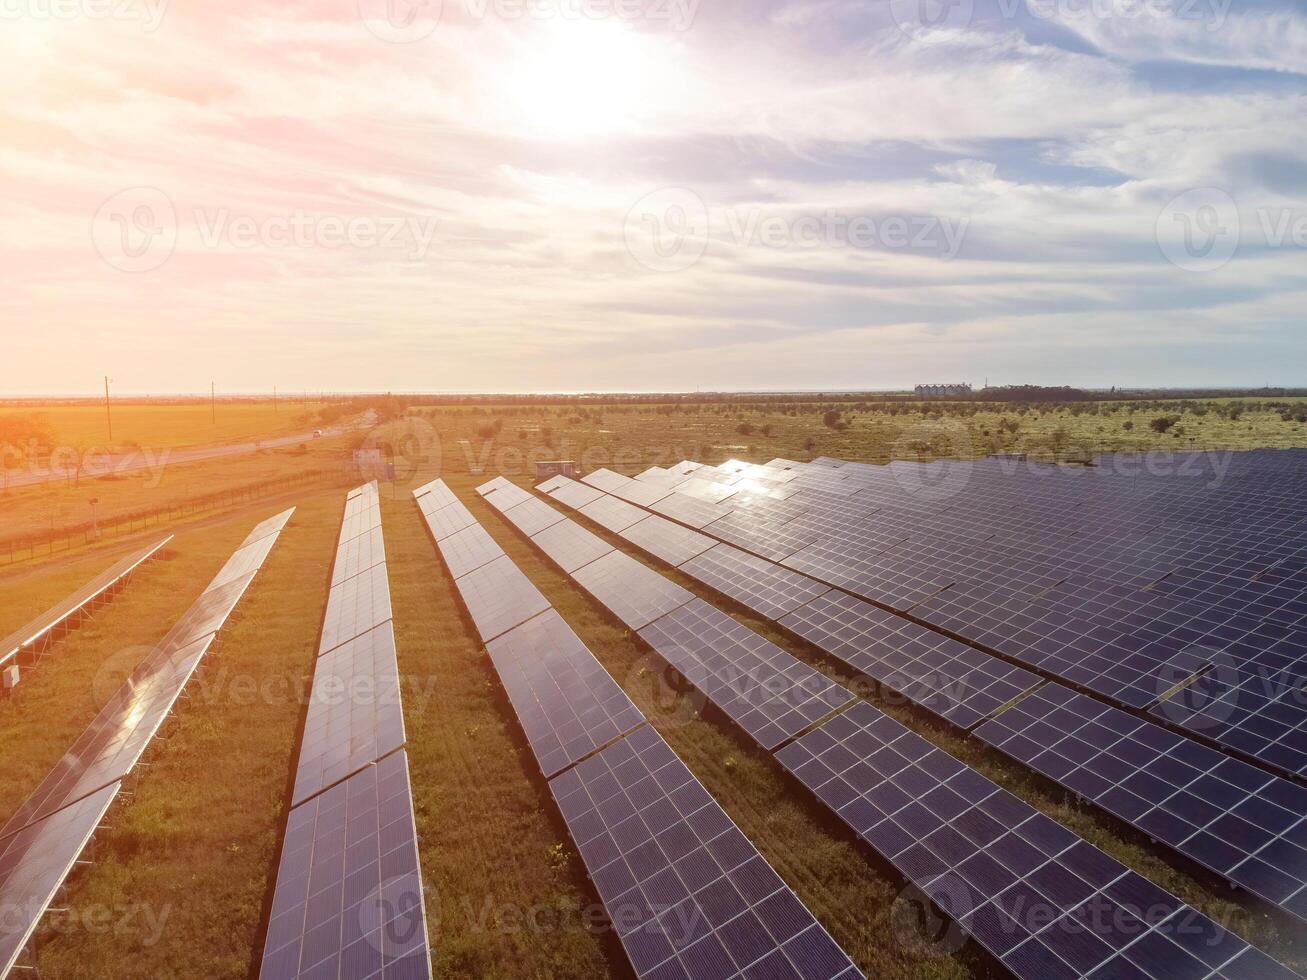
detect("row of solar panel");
top-left (0, 535), bottom-right (174, 668)
top-left (557, 472), bottom-right (1307, 931)
top-left (506, 478), bottom-right (1302, 979)
top-left (423, 479), bottom-right (865, 980)
top-left (259, 485), bottom-right (431, 980)
top-left (616, 459), bottom-right (1307, 783)
top-left (540, 476), bottom-right (1040, 734)
top-left (0, 510), bottom-right (295, 979)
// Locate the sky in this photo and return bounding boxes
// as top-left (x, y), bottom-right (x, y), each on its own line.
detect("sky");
top-left (2, 0), bottom-right (1306, 394)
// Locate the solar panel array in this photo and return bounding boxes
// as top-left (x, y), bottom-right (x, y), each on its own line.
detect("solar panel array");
top-left (0, 510), bottom-right (294, 979)
top-left (423, 480), bottom-right (863, 980)
top-left (539, 478), bottom-right (1039, 731)
top-left (500, 477), bottom-right (1303, 979)
top-left (564, 471), bottom-right (1307, 933)
top-left (581, 457), bottom-right (1307, 778)
top-left (976, 682), bottom-right (1307, 923)
top-left (260, 484), bottom-right (431, 980)
top-left (776, 702), bottom-right (1298, 980)
top-left (551, 725), bottom-right (862, 980)
top-left (0, 534), bottom-right (173, 668)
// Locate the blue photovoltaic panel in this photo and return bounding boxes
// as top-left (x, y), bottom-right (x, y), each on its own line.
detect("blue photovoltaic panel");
top-left (572, 551), bottom-right (695, 631)
top-left (494, 496), bottom-right (567, 537)
top-left (619, 515), bottom-right (716, 568)
top-left (548, 725), bottom-right (864, 980)
top-left (780, 592), bottom-right (1040, 730)
top-left (977, 682), bottom-right (1307, 923)
top-left (775, 702), bottom-right (1298, 980)
top-left (678, 544), bottom-right (831, 620)
top-left (418, 499), bottom-right (478, 541)
top-left (530, 520), bottom-right (615, 574)
top-left (435, 523), bottom-right (505, 579)
top-left (319, 564), bottom-right (393, 656)
top-left (453, 554), bottom-right (551, 643)
top-left (292, 623), bottom-right (406, 807)
top-left (260, 752), bottom-right (431, 980)
top-left (541, 477), bottom-right (606, 509)
top-left (0, 782), bottom-right (120, 978)
top-left (486, 609), bottom-right (646, 778)
top-left (637, 598), bottom-right (854, 750)
top-left (578, 494), bottom-right (649, 533)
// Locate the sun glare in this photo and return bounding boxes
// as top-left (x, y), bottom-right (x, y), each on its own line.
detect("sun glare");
top-left (500, 20), bottom-right (650, 138)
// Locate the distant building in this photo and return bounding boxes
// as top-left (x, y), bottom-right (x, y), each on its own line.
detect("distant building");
top-left (535, 460), bottom-right (578, 480)
top-left (914, 384), bottom-right (973, 399)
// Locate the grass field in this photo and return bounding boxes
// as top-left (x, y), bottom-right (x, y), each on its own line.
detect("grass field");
top-left (2, 399), bottom-right (1306, 978)
top-left (0, 402), bottom-right (322, 455)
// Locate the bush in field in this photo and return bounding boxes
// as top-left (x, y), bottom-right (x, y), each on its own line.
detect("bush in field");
top-left (736, 422), bottom-right (755, 436)
top-left (1150, 416), bottom-right (1180, 433)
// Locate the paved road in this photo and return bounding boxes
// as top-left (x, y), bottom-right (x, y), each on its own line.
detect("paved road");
top-left (1, 415), bottom-right (371, 490)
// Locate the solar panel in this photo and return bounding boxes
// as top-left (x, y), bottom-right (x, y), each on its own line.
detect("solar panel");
top-left (340, 502), bottom-right (382, 544)
top-left (548, 724), bottom-right (863, 980)
top-left (578, 494), bottom-right (648, 533)
top-left (649, 492), bottom-right (737, 530)
top-left (534, 474), bottom-right (573, 494)
top-left (435, 523), bottom-right (506, 579)
top-left (413, 479), bottom-right (457, 509)
top-left (486, 609), bottom-right (646, 778)
top-left (291, 623), bottom-right (406, 807)
top-left (0, 632), bottom-right (214, 835)
top-left (780, 592), bottom-right (1040, 730)
top-left (0, 782), bottom-right (121, 977)
top-left (453, 554), bottom-right (551, 643)
top-left (610, 479), bottom-right (674, 508)
top-left (243, 508), bottom-right (296, 547)
top-left (572, 551), bottom-right (695, 631)
top-left (259, 752), bottom-right (431, 980)
top-left (0, 535), bottom-right (172, 666)
top-left (542, 478), bottom-right (606, 509)
top-left (418, 499), bottom-right (478, 541)
top-left (679, 544), bottom-right (831, 620)
top-left (483, 482), bottom-right (536, 510)
top-left (493, 496), bottom-right (566, 537)
top-left (530, 520), bottom-right (615, 574)
top-left (619, 515), bottom-right (716, 568)
top-left (319, 564), bottom-right (393, 656)
top-left (637, 598), bottom-right (854, 750)
top-left (1155, 667), bottom-right (1307, 778)
top-left (475, 476), bottom-right (515, 496)
top-left (331, 525), bottom-right (387, 587)
top-left (581, 468), bottom-right (632, 493)
top-left (977, 682), bottom-right (1307, 923)
top-left (775, 702), bottom-right (1292, 980)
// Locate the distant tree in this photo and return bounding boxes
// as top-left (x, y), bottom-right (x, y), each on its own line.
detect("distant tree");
top-left (1150, 416), bottom-right (1180, 434)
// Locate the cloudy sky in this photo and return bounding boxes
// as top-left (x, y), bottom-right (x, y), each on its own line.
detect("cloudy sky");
top-left (4, 0), bottom-right (1305, 394)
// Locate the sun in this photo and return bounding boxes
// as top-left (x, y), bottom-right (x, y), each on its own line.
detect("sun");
top-left (500, 19), bottom-right (651, 138)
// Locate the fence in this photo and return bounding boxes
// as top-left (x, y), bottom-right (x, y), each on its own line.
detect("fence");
top-left (1, 468), bottom-right (348, 566)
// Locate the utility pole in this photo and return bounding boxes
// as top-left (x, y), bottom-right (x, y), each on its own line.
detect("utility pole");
top-left (211, 382), bottom-right (216, 423)
top-left (104, 376), bottom-right (113, 443)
